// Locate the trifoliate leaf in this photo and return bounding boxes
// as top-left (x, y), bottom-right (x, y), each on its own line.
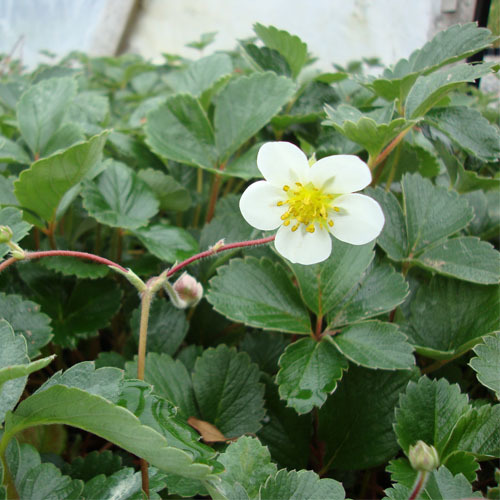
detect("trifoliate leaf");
top-left (469, 334), bottom-right (500, 399)
top-left (331, 321), bottom-right (414, 370)
top-left (277, 337), bottom-right (347, 414)
top-left (192, 345), bottom-right (265, 437)
top-left (82, 161), bottom-right (159, 230)
top-left (319, 365), bottom-right (416, 470)
top-left (207, 257), bottom-right (312, 334)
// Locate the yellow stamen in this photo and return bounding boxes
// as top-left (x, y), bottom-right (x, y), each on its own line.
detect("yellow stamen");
top-left (283, 220), bottom-right (290, 226)
top-left (306, 224), bottom-right (315, 233)
top-left (334, 206), bottom-right (340, 212)
top-left (283, 185), bottom-right (290, 192)
top-left (277, 201), bottom-right (284, 206)
top-left (328, 220), bottom-right (334, 227)
top-left (291, 224), bottom-right (299, 232)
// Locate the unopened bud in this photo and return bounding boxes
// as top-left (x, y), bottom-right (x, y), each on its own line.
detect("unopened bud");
top-left (164, 272), bottom-right (203, 309)
top-left (409, 440), bottom-right (439, 472)
top-left (209, 239), bottom-right (225, 253)
top-left (0, 225), bottom-right (13, 244)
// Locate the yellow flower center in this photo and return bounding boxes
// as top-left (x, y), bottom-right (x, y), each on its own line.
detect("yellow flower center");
top-left (277, 182), bottom-right (339, 233)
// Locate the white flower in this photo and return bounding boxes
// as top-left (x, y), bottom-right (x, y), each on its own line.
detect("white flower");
top-left (239, 142), bottom-right (385, 265)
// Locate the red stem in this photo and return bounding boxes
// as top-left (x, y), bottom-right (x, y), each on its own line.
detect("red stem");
top-left (167, 235), bottom-right (276, 277)
top-left (0, 250), bottom-right (127, 274)
top-left (409, 471), bottom-right (428, 500)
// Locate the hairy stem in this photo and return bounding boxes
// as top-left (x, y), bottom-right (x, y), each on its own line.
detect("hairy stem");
top-left (409, 470), bottom-right (428, 500)
top-left (369, 125), bottom-right (414, 171)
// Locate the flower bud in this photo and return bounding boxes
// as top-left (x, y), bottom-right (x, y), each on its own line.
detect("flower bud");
top-left (164, 272), bottom-right (203, 309)
top-left (408, 440), bottom-right (439, 472)
top-left (0, 225), bottom-right (13, 244)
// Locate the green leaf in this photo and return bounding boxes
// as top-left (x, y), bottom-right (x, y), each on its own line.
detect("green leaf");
top-left (214, 72), bottom-right (296, 160)
top-left (192, 345), bottom-right (265, 437)
top-left (207, 257), bottom-right (312, 334)
top-left (289, 239), bottom-right (374, 316)
top-left (319, 365), bottom-right (416, 470)
top-left (40, 256), bottom-right (109, 279)
top-left (0, 136), bottom-right (31, 164)
top-left (0, 176), bottom-right (18, 207)
top-left (42, 123), bottom-right (85, 157)
top-left (395, 376), bottom-right (469, 455)
top-left (0, 207), bottom-right (32, 259)
top-left (424, 466), bottom-right (482, 500)
top-left (166, 53), bottom-right (233, 96)
top-left (145, 94), bottom-right (218, 170)
top-left (0, 293), bottom-right (53, 358)
top-left (413, 236), bottom-right (500, 284)
top-left (218, 436), bottom-right (276, 499)
top-left (328, 260), bottom-right (408, 328)
top-left (16, 77), bottom-right (77, 157)
top-left (240, 332), bottom-right (288, 374)
top-left (5, 440), bottom-right (84, 500)
top-left (443, 404), bottom-right (500, 459)
top-left (404, 276), bottom-right (499, 359)
top-left (469, 334), bottom-right (500, 399)
top-left (369, 23), bottom-right (497, 101)
top-left (331, 321), bottom-right (414, 370)
top-left (402, 173), bottom-right (473, 256)
top-left (365, 187), bottom-right (408, 261)
top-left (3, 364), bottom-right (218, 479)
top-left (442, 451), bottom-right (480, 483)
top-left (224, 142), bottom-right (263, 180)
top-left (130, 300), bottom-right (188, 357)
top-left (242, 44), bottom-right (291, 77)
top-left (65, 91), bottom-right (109, 135)
top-left (133, 223), bottom-right (198, 263)
top-left (324, 104), bottom-right (415, 157)
top-left (405, 63), bottom-right (494, 118)
top-left (82, 161), bottom-right (159, 230)
top-left (14, 131), bottom-right (108, 226)
top-left (276, 337), bottom-right (347, 414)
top-left (125, 352), bottom-right (197, 418)
top-left (259, 469), bottom-right (345, 500)
top-left (425, 106), bottom-right (500, 162)
top-left (253, 24), bottom-right (308, 79)
top-left (137, 168), bottom-right (192, 212)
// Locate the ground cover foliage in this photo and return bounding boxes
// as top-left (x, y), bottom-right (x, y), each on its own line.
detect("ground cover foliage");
top-left (0, 21), bottom-right (499, 499)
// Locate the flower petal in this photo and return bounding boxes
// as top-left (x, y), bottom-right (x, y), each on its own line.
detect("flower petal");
top-left (309, 155), bottom-right (372, 194)
top-left (329, 193), bottom-right (385, 245)
top-left (257, 142), bottom-right (310, 187)
top-left (239, 180), bottom-right (286, 230)
top-left (275, 224), bottom-right (332, 265)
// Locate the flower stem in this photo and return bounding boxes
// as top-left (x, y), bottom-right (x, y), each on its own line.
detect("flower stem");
top-left (166, 235), bottom-right (276, 278)
top-left (409, 470), bottom-right (428, 500)
top-left (370, 125), bottom-right (414, 170)
top-left (137, 289), bottom-right (153, 380)
top-left (205, 173), bottom-right (222, 223)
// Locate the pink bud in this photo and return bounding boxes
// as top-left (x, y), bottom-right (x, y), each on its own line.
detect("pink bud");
top-left (165, 272), bottom-right (203, 309)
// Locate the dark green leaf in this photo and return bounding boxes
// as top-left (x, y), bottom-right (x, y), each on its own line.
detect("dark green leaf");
top-left (16, 77), bottom-right (77, 157)
top-left (469, 334), bottom-right (500, 399)
top-left (277, 337), bottom-right (347, 414)
top-left (289, 239), bottom-right (374, 316)
top-left (207, 257), bottom-right (312, 334)
top-left (145, 94), bottom-right (218, 170)
top-left (395, 376), bottom-right (469, 455)
top-left (259, 469), bottom-right (345, 500)
top-left (405, 276), bottom-right (499, 359)
top-left (192, 345), bottom-right (265, 437)
top-left (253, 24), bottom-right (308, 79)
top-left (0, 293), bottom-right (52, 358)
top-left (328, 260), bottom-right (408, 327)
top-left (82, 161), bottom-right (159, 230)
top-left (413, 236), bottom-right (500, 284)
top-left (214, 72), bottom-right (296, 160)
top-left (425, 106), bottom-right (500, 162)
top-left (14, 131), bottom-right (108, 226)
top-left (240, 332), bottom-right (288, 374)
top-left (40, 257), bottom-right (109, 279)
top-left (242, 44), bottom-right (291, 77)
top-left (65, 92), bottom-right (109, 135)
top-left (331, 321), bottom-right (414, 370)
top-left (319, 365), bottom-right (416, 470)
top-left (62, 450), bottom-right (123, 481)
top-left (133, 223), bottom-right (198, 263)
